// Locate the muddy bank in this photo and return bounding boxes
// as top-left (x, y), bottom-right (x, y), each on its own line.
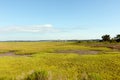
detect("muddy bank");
top-left (0, 52), bottom-right (32, 57)
top-left (55, 50), bottom-right (100, 54)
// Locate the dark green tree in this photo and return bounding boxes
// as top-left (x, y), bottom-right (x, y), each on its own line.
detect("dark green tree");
top-left (115, 34), bottom-right (120, 42)
top-left (101, 34), bottom-right (110, 42)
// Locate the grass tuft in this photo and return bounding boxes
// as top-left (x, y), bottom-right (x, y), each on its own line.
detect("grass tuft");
top-left (24, 70), bottom-right (48, 80)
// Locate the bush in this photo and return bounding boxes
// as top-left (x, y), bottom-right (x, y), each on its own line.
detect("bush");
top-left (25, 70), bottom-right (48, 80)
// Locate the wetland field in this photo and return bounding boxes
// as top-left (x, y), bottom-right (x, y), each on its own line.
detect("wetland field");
top-left (0, 42), bottom-right (120, 80)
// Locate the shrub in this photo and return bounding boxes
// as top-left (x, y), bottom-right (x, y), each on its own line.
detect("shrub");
top-left (25, 70), bottom-right (48, 80)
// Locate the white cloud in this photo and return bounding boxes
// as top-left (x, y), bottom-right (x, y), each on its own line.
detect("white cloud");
top-left (0, 24), bottom-right (56, 33)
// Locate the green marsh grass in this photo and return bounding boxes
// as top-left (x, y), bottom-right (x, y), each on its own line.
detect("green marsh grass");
top-left (0, 42), bottom-right (119, 80)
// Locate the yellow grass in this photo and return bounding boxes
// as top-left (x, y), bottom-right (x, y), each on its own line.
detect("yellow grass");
top-left (0, 42), bottom-right (119, 80)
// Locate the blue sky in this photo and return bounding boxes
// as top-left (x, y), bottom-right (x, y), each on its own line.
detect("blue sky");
top-left (0, 0), bottom-right (120, 40)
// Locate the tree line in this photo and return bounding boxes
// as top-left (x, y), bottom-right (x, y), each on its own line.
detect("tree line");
top-left (102, 34), bottom-right (120, 42)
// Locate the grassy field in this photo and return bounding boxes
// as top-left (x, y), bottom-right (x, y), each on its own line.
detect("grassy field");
top-left (0, 42), bottom-right (120, 80)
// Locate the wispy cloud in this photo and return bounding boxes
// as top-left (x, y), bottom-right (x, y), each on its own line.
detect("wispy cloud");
top-left (0, 24), bottom-right (56, 33)
top-left (0, 24), bottom-right (91, 34)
